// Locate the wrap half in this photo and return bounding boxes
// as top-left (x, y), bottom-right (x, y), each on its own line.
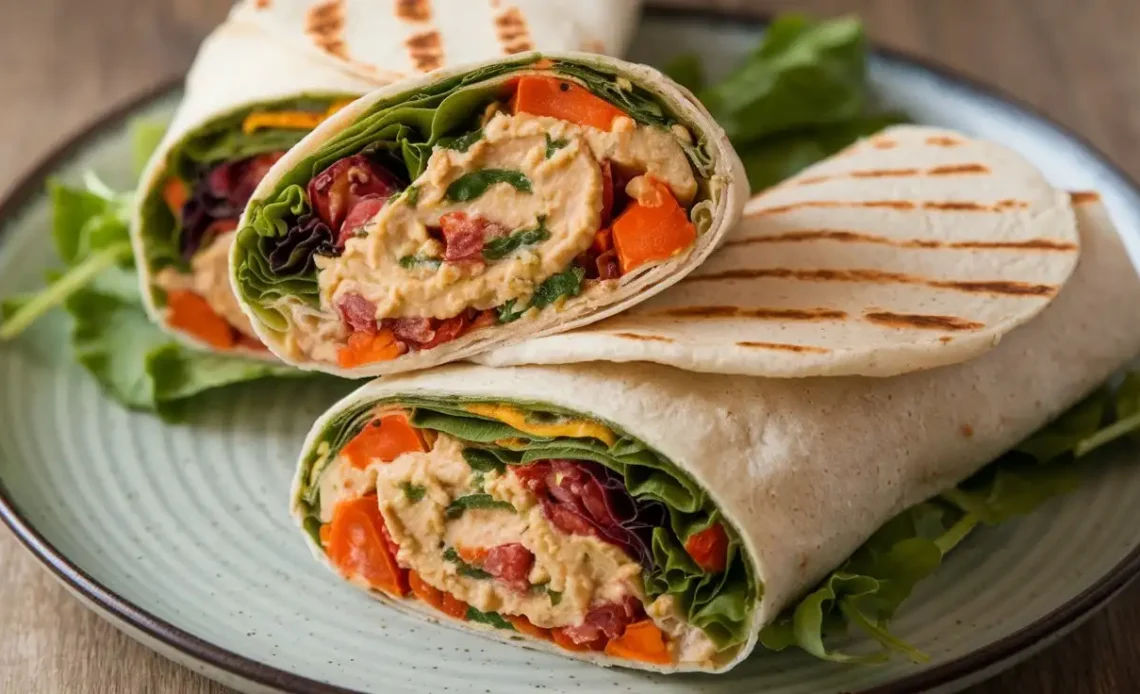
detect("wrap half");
top-left (132, 1), bottom-right (642, 358)
top-left (291, 195), bottom-right (1140, 672)
top-left (475, 125), bottom-right (1081, 377)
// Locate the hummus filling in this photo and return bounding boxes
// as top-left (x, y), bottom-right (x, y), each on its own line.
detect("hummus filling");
top-left (316, 424), bottom-right (718, 666)
top-left (154, 233), bottom-right (258, 340)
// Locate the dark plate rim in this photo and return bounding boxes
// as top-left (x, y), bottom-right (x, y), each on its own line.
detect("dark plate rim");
top-left (2, 6), bottom-right (1139, 694)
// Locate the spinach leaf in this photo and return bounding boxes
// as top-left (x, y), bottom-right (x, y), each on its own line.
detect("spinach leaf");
top-left (482, 217), bottom-right (551, 260)
top-left (544, 134), bottom-right (568, 159)
top-left (398, 253), bottom-right (442, 270)
top-left (496, 299), bottom-right (526, 324)
top-left (401, 482), bottom-right (427, 502)
top-left (445, 493), bottom-right (515, 519)
top-left (463, 448), bottom-right (507, 474)
top-left (531, 266), bottom-right (585, 309)
top-left (465, 607), bottom-right (515, 630)
top-left (442, 547), bottom-right (493, 579)
top-left (446, 169), bottom-right (533, 202)
top-left (438, 128), bottom-right (484, 153)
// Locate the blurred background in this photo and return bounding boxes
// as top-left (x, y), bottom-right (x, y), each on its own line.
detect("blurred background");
top-left (0, 0), bottom-right (1137, 692)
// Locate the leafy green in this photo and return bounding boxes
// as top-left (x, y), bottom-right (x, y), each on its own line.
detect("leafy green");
top-left (401, 482), bottom-right (427, 502)
top-left (531, 266), bottom-right (585, 309)
top-left (442, 547), bottom-right (493, 579)
top-left (482, 217), bottom-right (550, 260)
top-left (397, 253), bottom-right (442, 271)
top-left (445, 493), bottom-right (515, 519)
top-left (496, 299), bottom-right (526, 324)
top-left (438, 128), bottom-right (484, 153)
top-left (462, 448), bottom-right (507, 474)
top-left (466, 607), bottom-right (515, 630)
top-left (404, 184), bottom-right (420, 208)
top-left (548, 590), bottom-right (562, 606)
top-left (544, 134), bottom-right (568, 159)
top-left (445, 169), bottom-right (533, 202)
top-left (763, 376), bottom-right (1140, 661)
top-left (130, 117), bottom-right (169, 176)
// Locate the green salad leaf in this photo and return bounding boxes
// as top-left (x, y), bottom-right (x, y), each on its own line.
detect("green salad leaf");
top-left (445, 169), bottom-right (532, 202)
top-left (762, 376), bottom-right (1140, 661)
top-left (466, 606), bottom-right (515, 630)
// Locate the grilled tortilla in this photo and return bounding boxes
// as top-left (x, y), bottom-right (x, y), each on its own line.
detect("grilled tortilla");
top-left (292, 195), bottom-right (1140, 673)
top-left (476, 125), bottom-right (1082, 377)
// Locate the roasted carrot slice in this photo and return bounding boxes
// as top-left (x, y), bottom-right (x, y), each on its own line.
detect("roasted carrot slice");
top-left (326, 495), bottom-right (409, 597)
top-left (684, 522), bottom-right (729, 573)
top-left (319, 524), bottom-right (332, 547)
top-left (506, 614), bottom-right (551, 640)
top-left (162, 177), bottom-right (188, 215)
top-left (440, 591), bottom-right (469, 620)
top-left (603, 620), bottom-right (671, 665)
top-left (165, 289), bottom-right (236, 349)
top-left (511, 75), bottom-right (626, 131)
top-left (591, 228), bottom-right (613, 255)
top-left (340, 413), bottom-right (427, 469)
top-left (408, 570), bottom-right (445, 610)
top-left (336, 329), bottom-right (402, 368)
top-left (611, 178), bottom-right (696, 275)
top-left (457, 546), bottom-right (490, 564)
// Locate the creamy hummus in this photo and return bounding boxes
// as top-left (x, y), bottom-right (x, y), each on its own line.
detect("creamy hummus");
top-left (155, 233), bottom-right (258, 339)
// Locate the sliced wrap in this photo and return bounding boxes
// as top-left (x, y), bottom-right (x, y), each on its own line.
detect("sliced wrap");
top-left (132, 1), bottom-right (642, 358)
top-left (475, 125), bottom-right (1081, 377)
top-left (291, 196), bottom-right (1140, 672)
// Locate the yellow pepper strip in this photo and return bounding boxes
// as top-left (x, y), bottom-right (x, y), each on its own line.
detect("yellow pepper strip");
top-left (242, 110), bottom-right (327, 134)
top-left (466, 404), bottom-right (617, 447)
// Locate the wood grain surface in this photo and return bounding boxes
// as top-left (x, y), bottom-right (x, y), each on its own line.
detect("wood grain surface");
top-left (1, 1), bottom-right (1138, 692)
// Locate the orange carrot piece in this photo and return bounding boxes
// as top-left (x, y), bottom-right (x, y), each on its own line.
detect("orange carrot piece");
top-left (603, 620), bottom-right (672, 665)
top-left (684, 523), bottom-right (729, 573)
top-left (340, 413), bottom-right (427, 469)
top-left (611, 179), bottom-right (696, 275)
top-left (440, 592), bottom-right (469, 620)
top-left (591, 228), bottom-right (613, 255)
top-left (408, 570), bottom-right (445, 611)
top-left (336, 329), bottom-right (403, 369)
top-left (511, 75), bottom-right (626, 131)
top-left (506, 615), bottom-right (551, 640)
top-left (319, 524), bottom-right (332, 548)
top-left (162, 177), bottom-right (188, 215)
top-left (457, 546), bottom-right (490, 564)
top-left (326, 495), bottom-right (409, 597)
top-left (165, 289), bottom-right (236, 349)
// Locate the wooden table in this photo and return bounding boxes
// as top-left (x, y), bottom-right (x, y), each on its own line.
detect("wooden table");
top-left (1, 0), bottom-right (1138, 691)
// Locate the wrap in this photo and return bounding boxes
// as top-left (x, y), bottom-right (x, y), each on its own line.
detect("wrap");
top-left (475, 125), bottom-right (1082, 377)
top-left (290, 195), bottom-right (1140, 672)
top-left (230, 52), bottom-right (746, 377)
top-left (131, 1), bottom-right (642, 358)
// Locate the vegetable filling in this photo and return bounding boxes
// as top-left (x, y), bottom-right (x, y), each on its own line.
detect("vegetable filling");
top-left (235, 60), bottom-right (717, 369)
top-left (143, 98), bottom-right (353, 351)
top-left (298, 400), bottom-right (756, 668)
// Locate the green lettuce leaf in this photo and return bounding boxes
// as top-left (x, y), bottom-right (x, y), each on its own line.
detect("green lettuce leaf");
top-left (763, 375), bottom-right (1140, 661)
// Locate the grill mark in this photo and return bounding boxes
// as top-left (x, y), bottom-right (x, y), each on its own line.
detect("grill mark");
top-left (864, 311), bottom-right (985, 331)
top-left (927, 136), bottom-right (964, 147)
top-left (929, 163), bottom-right (989, 175)
top-left (651, 306), bottom-right (848, 321)
top-left (612, 332), bottom-right (674, 343)
top-left (939, 336), bottom-right (954, 343)
top-left (1070, 191), bottom-right (1101, 205)
top-left (685, 267), bottom-right (1058, 297)
top-left (791, 163), bottom-right (991, 187)
top-left (396, 0), bottom-right (432, 22)
top-left (724, 229), bottom-right (1077, 251)
top-left (869, 137), bottom-right (897, 149)
top-left (749, 199), bottom-right (1030, 217)
top-left (735, 341), bottom-right (831, 354)
top-left (406, 30), bottom-right (444, 71)
top-left (494, 7), bottom-right (534, 54)
top-left (305, 0), bottom-right (348, 59)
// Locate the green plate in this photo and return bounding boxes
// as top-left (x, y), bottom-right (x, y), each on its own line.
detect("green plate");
top-left (2, 9), bottom-right (1140, 694)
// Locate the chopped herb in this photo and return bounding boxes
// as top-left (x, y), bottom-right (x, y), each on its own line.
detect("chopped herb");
top-left (544, 134), bottom-right (569, 159)
top-left (466, 607), bottom-right (515, 630)
top-left (405, 185), bottom-right (420, 207)
top-left (496, 299), bottom-right (527, 324)
top-left (531, 266), bottom-right (586, 309)
top-left (401, 481), bottom-right (427, 502)
top-left (445, 493), bottom-right (515, 519)
top-left (446, 169), bottom-right (533, 203)
top-left (439, 129), bottom-right (484, 153)
top-left (463, 448), bottom-right (507, 474)
top-left (482, 216), bottom-right (551, 261)
top-left (398, 254), bottom-right (442, 270)
top-left (443, 546), bottom-right (493, 579)
top-left (531, 583), bottom-right (562, 606)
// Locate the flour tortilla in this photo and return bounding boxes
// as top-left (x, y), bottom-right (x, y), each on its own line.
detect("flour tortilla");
top-left (132, 1), bottom-right (643, 357)
top-left (294, 196), bottom-right (1140, 672)
top-left (476, 125), bottom-right (1081, 377)
top-left (233, 51), bottom-right (748, 378)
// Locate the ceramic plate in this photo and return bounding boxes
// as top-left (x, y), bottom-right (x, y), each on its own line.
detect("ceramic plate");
top-left (2, 9), bottom-right (1140, 694)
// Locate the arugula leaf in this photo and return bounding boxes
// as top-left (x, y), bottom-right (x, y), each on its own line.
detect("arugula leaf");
top-left (445, 493), bottom-right (515, 519)
top-left (531, 266), bottom-right (585, 309)
top-left (438, 128), bottom-right (483, 153)
top-left (482, 217), bottom-right (551, 261)
top-left (496, 299), bottom-right (526, 324)
top-left (445, 169), bottom-right (533, 202)
top-left (398, 254), bottom-right (442, 271)
top-left (442, 547), bottom-right (493, 579)
top-left (465, 607), bottom-right (515, 630)
top-left (401, 482), bottom-right (427, 502)
top-left (544, 134), bottom-right (568, 159)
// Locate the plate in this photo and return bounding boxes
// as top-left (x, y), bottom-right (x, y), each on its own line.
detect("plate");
top-left (3, 9), bottom-right (1140, 694)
